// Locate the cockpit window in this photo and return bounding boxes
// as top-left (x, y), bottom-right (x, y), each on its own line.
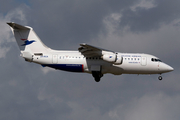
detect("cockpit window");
top-left (151, 58), bottom-right (162, 62)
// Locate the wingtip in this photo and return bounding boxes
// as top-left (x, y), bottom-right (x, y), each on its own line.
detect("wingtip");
top-left (80, 43), bottom-right (87, 46)
top-left (80, 43), bottom-right (86, 45)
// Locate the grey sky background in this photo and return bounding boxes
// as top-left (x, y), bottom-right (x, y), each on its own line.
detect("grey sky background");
top-left (0, 0), bottom-right (180, 120)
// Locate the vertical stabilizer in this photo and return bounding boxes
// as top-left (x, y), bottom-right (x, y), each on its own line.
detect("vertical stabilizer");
top-left (7, 22), bottom-right (49, 54)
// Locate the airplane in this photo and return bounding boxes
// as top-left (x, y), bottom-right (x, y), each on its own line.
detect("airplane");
top-left (7, 22), bottom-right (174, 82)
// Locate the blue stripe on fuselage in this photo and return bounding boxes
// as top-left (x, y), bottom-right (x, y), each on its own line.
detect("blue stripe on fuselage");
top-left (42, 64), bottom-right (84, 72)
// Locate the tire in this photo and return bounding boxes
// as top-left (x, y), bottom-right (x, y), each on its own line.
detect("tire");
top-left (95, 77), bottom-right (100, 82)
top-left (92, 71), bottom-right (102, 82)
top-left (158, 76), bottom-right (162, 80)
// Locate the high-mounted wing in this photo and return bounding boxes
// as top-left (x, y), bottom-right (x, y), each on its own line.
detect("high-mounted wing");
top-left (78, 43), bottom-right (103, 57)
top-left (79, 43), bottom-right (115, 57)
top-left (78, 43), bottom-right (123, 65)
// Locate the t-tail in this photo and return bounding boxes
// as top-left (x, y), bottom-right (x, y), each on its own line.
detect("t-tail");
top-left (7, 22), bottom-right (50, 62)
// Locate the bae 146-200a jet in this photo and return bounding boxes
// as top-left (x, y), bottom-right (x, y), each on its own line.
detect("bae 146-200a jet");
top-left (7, 22), bottom-right (174, 82)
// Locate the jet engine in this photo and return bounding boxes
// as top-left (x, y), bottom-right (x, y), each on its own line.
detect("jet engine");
top-left (102, 54), bottom-right (116, 62)
top-left (102, 54), bottom-right (123, 65)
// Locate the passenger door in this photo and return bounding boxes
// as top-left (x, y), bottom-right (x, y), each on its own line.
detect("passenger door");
top-left (141, 57), bottom-right (147, 66)
top-left (52, 55), bottom-right (58, 64)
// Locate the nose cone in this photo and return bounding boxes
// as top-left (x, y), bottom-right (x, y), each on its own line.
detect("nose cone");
top-left (166, 65), bottom-right (174, 72)
top-left (160, 63), bottom-right (174, 73)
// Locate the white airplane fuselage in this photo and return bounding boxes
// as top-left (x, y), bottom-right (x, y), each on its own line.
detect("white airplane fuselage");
top-left (32, 50), bottom-right (172, 75)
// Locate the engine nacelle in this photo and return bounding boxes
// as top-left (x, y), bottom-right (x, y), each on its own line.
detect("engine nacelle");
top-left (102, 53), bottom-right (123, 65)
top-left (102, 54), bottom-right (117, 63)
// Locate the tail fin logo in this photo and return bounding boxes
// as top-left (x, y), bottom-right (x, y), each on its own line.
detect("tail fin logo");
top-left (21, 39), bottom-right (36, 46)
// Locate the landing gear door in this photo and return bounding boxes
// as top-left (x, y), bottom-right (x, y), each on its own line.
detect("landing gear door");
top-left (90, 65), bottom-right (101, 72)
top-left (141, 57), bottom-right (147, 66)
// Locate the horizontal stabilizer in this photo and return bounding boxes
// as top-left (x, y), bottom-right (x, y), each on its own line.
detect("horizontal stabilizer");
top-left (7, 22), bottom-right (30, 30)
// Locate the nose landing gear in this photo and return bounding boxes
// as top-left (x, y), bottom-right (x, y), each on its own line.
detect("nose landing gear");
top-left (158, 76), bottom-right (162, 80)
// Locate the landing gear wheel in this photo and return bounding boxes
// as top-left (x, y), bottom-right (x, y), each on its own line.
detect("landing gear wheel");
top-left (92, 71), bottom-right (103, 82)
top-left (158, 76), bottom-right (162, 80)
top-left (95, 77), bottom-right (100, 82)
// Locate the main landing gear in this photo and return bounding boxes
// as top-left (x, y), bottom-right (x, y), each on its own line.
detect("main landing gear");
top-left (92, 71), bottom-right (103, 82)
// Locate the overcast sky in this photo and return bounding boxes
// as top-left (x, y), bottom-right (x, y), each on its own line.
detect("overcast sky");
top-left (0, 0), bottom-right (180, 120)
